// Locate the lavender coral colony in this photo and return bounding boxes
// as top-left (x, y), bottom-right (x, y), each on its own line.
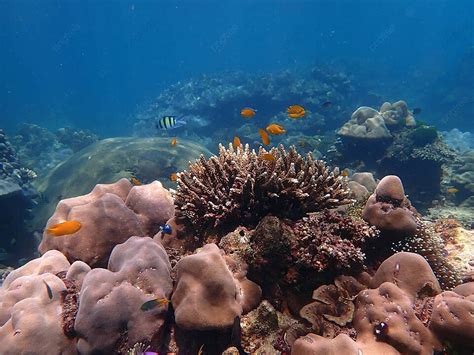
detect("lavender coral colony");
top-left (0, 138), bottom-right (473, 354)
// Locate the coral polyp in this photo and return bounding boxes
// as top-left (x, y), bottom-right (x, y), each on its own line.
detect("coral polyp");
top-left (175, 143), bottom-right (352, 234)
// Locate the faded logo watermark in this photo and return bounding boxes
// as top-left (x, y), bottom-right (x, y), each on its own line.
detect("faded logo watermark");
top-left (52, 24), bottom-right (80, 52)
top-left (441, 95), bottom-right (473, 124)
top-left (369, 24), bottom-right (395, 52)
top-left (211, 24), bottom-right (238, 53)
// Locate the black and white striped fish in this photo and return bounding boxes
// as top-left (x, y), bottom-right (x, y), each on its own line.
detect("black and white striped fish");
top-left (156, 116), bottom-right (186, 130)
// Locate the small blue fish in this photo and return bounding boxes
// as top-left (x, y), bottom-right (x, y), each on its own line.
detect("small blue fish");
top-left (160, 224), bottom-right (173, 234)
top-left (156, 116), bottom-right (186, 130)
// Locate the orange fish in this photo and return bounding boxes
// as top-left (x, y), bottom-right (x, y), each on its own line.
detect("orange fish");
top-left (233, 136), bottom-right (242, 148)
top-left (261, 153), bottom-right (276, 161)
top-left (447, 187), bottom-right (459, 194)
top-left (46, 221), bottom-right (82, 237)
top-left (266, 124), bottom-right (286, 135)
top-left (240, 107), bottom-right (256, 118)
top-left (130, 177), bottom-right (142, 186)
top-left (287, 105), bottom-right (305, 118)
top-left (171, 137), bottom-right (177, 146)
top-left (170, 173), bottom-right (178, 182)
top-left (258, 129), bottom-right (270, 145)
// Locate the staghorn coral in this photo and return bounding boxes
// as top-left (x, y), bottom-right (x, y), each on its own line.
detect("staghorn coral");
top-left (175, 144), bottom-right (352, 235)
top-left (291, 210), bottom-right (379, 274)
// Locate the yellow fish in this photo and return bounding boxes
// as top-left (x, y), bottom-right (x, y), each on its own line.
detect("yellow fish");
top-left (287, 105), bottom-right (305, 118)
top-left (266, 124), bottom-right (286, 135)
top-left (341, 169), bottom-right (350, 177)
top-left (171, 137), bottom-right (177, 146)
top-left (46, 221), bottom-right (82, 237)
top-left (258, 129), bottom-right (270, 146)
top-left (447, 187), bottom-right (459, 194)
top-left (240, 107), bottom-right (256, 118)
top-left (233, 136), bottom-right (242, 148)
top-left (261, 153), bottom-right (276, 161)
top-left (170, 173), bottom-right (178, 182)
top-left (140, 298), bottom-right (170, 311)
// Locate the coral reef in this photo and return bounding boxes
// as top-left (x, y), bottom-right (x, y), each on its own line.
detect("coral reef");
top-left (291, 210), bottom-right (379, 274)
top-left (39, 178), bottom-right (174, 268)
top-left (362, 175), bottom-right (419, 238)
top-left (11, 123), bottom-right (73, 176)
top-left (0, 168), bottom-right (472, 354)
top-left (175, 144), bottom-right (352, 235)
top-left (442, 128), bottom-right (474, 153)
top-left (292, 252), bottom-right (473, 355)
top-left (391, 221), bottom-right (463, 290)
top-left (0, 128), bottom-right (38, 264)
top-left (338, 106), bottom-right (392, 139)
top-left (337, 101), bottom-right (415, 140)
top-left (55, 127), bottom-right (99, 153)
top-left (172, 243), bottom-right (257, 331)
top-left (134, 67), bottom-right (358, 141)
top-left (75, 237), bottom-right (172, 354)
top-left (335, 103), bottom-right (457, 207)
top-left (32, 137), bottom-right (211, 231)
top-left (0, 250), bottom-right (90, 354)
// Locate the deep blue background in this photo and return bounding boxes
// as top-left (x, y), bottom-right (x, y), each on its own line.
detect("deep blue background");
top-left (1, 0), bottom-right (473, 136)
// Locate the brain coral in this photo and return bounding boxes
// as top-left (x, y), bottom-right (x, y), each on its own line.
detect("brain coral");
top-left (175, 144), bottom-right (351, 235)
top-left (74, 236), bottom-right (172, 354)
top-left (39, 178), bottom-right (174, 267)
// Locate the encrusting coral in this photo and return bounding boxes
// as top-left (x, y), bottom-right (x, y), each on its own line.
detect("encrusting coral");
top-left (291, 210), bottom-right (379, 274)
top-left (175, 143), bottom-right (352, 235)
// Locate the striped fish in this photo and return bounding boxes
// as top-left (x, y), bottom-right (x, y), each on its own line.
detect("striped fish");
top-left (156, 116), bottom-right (177, 130)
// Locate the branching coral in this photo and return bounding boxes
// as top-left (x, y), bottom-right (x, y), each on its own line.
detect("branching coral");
top-left (175, 144), bottom-right (352, 234)
top-left (291, 211), bottom-right (379, 273)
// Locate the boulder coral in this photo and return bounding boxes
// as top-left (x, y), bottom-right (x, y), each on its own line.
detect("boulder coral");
top-left (0, 250), bottom-right (90, 355)
top-left (338, 106), bottom-right (392, 139)
top-left (39, 178), bottom-right (174, 267)
top-left (172, 243), bottom-right (261, 331)
top-left (363, 175), bottom-right (418, 237)
top-left (337, 101), bottom-right (416, 140)
top-left (74, 236), bottom-right (172, 354)
top-left (175, 143), bottom-right (352, 235)
top-left (292, 252), bottom-right (452, 355)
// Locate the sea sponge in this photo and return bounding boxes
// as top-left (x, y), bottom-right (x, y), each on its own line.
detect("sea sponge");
top-left (362, 175), bottom-right (418, 237)
top-left (39, 178), bottom-right (174, 267)
top-left (175, 144), bottom-right (351, 235)
top-left (0, 250), bottom-right (89, 355)
top-left (74, 236), bottom-right (172, 354)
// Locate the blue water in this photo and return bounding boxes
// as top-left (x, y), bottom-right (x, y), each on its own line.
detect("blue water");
top-left (0, 0), bottom-right (473, 136)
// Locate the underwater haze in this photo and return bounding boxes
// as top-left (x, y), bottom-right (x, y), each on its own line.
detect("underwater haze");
top-left (1, 0), bottom-right (473, 135)
top-left (2, 1), bottom-right (474, 354)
